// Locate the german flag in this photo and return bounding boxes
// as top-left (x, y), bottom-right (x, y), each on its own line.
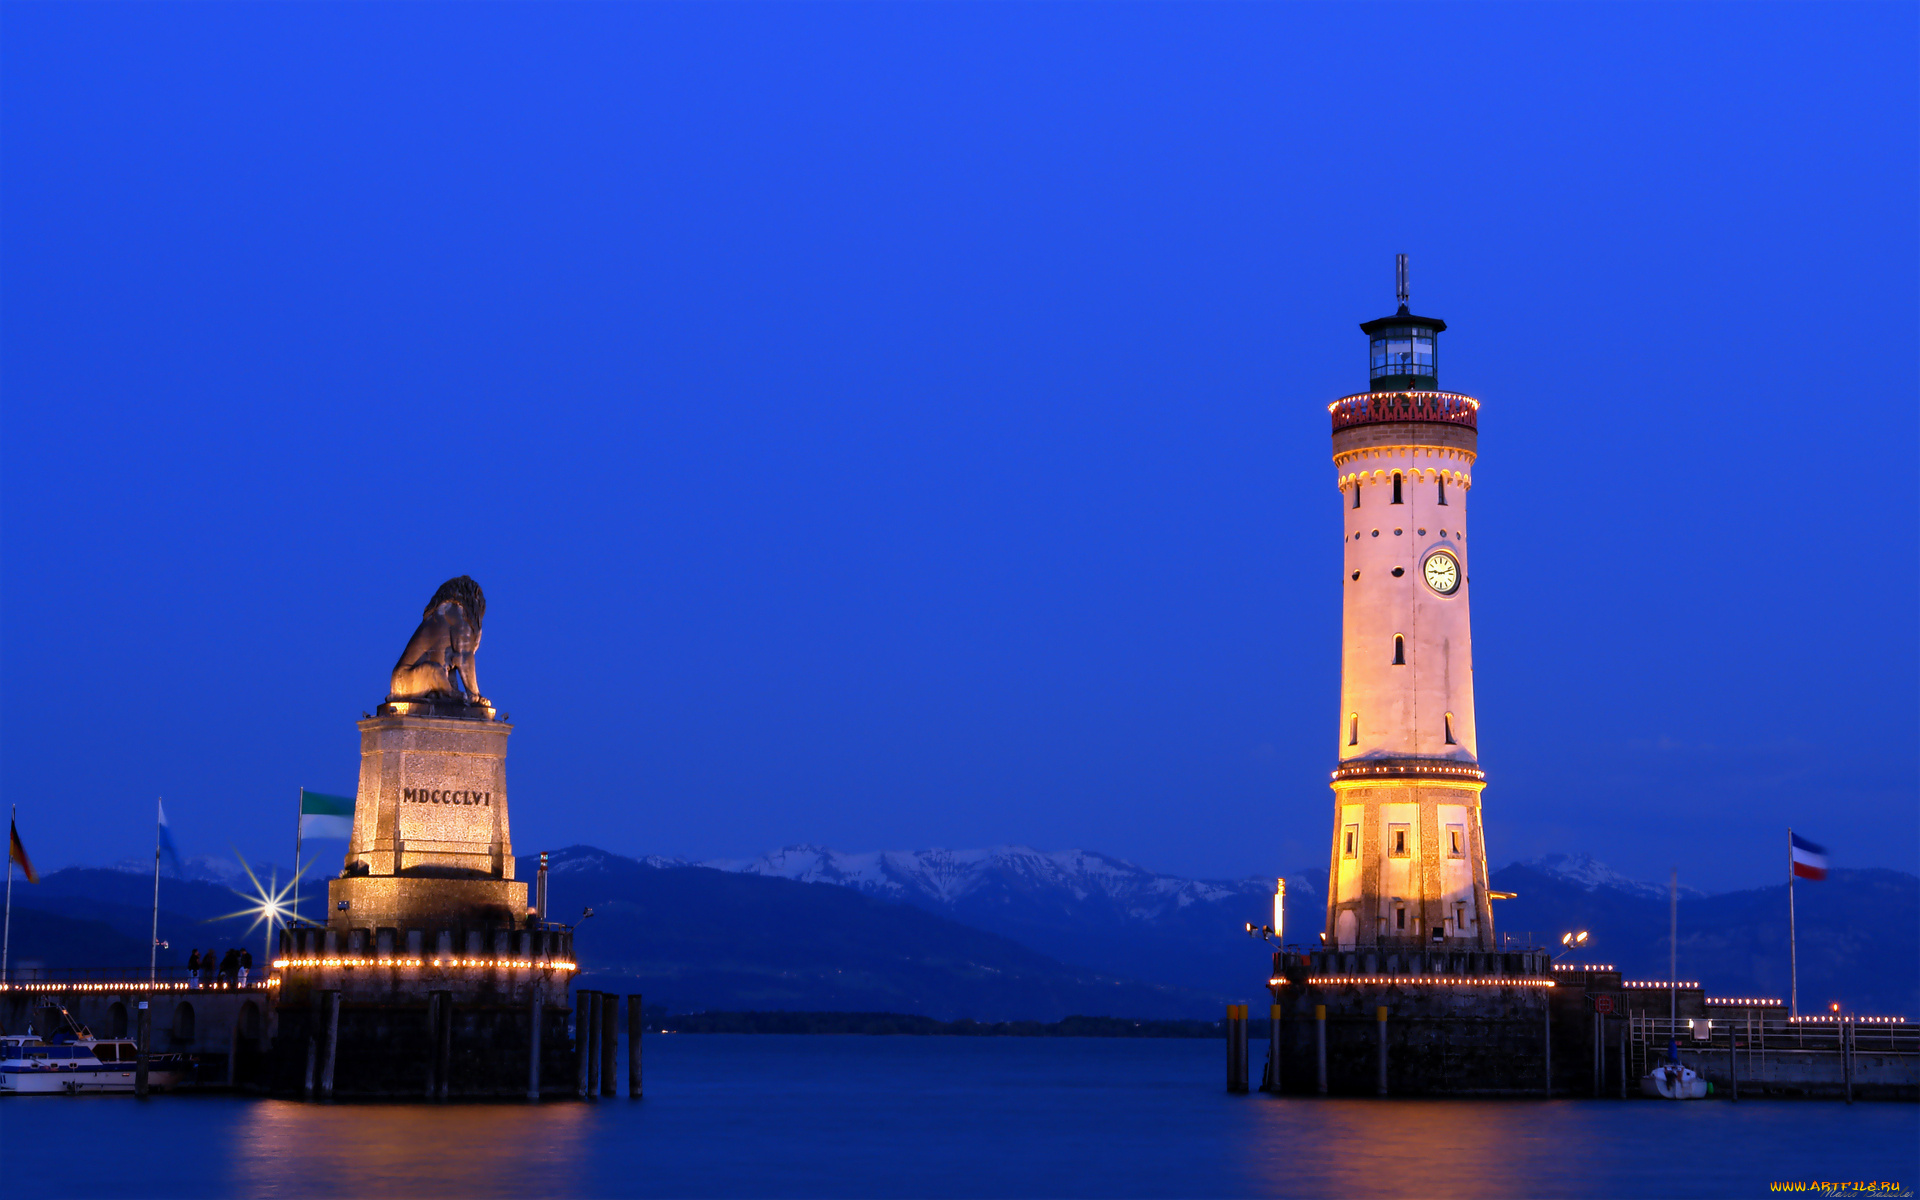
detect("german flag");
top-left (9, 817), bottom-right (37, 885)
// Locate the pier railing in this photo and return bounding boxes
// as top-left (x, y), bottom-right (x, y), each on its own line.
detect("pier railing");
top-left (1625, 1012), bottom-right (1918, 1092)
top-left (1, 966), bottom-right (275, 992)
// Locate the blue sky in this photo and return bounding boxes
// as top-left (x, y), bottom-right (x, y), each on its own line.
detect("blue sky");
top-left (3, 3), bottom-right (1914, 893)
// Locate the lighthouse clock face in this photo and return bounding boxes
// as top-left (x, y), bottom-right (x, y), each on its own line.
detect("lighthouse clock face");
top-left (1423, 551), bottom-right (1461, 595)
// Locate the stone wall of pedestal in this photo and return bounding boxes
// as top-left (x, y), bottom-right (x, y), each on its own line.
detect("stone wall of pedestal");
top-left (1266, 949), bottom-right (1554, 1096)
top-left (326, 876), bottom-right (527, 934)
top-left (266, 924), bottom-right (577, 1097)
top-left (345, 714), bottom-right (513, 880)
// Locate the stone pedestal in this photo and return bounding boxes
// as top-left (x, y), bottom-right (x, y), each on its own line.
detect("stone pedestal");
top-left (345, 713), bottom-right (513, 881)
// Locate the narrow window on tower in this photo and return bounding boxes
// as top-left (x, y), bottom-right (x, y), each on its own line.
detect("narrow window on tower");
top-left (1388, 824), bottom-right (1410, 858)
top-left (1447, 825), bottom-right (1465, 858)
top-left (1437, 475), bottom-right (1448, 505)
top-left (1352, 482), bottom-right (1361, 509)
top-left (1342, 825), bottom-right (1358, 859)
top-left (1444, 712), bottom-right (1456, 745)
top-left (1456, 902), bottom-right (1469, 931)
top-left (1395, 906), bottom-right (1407, 931)
top-left (1393, 635), bottom-right (1405, 665)
top-left (1348, 714), bottom-right (1359, 746)
top-left (1391, 472), bottom-right (1403, 504)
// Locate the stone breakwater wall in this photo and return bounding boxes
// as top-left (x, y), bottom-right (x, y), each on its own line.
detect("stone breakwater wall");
top-left (266, 924), bottom-right (579, 1098)
top-left (1266, 948), bottom-right (1554, 1096)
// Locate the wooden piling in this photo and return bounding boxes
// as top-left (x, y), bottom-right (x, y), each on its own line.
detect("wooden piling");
top-left (434, 991), bottom-right (453, 1101)
top-left (1261, 1003), bottom-right (1281, 1093)
top-left (1376, 1006), bottom-right (1388, 1096)
top-left (627, 993), bottom-right (644, 1098)
top-left (527, 983), bottom-right (544, 1101)
top-left (1314, 1004), bottom-right (1327, 1094)
top-left (1225, 1005), bottom-right (1247, 1092)
top-left (320, 991), bottom-right (340, 1100)
top-left (575, 990), bottom-right (592, 1099)
top-left (1542, 998), bottom-right (1551, 1096)
top-left (600, 993), bottom-right (619, 1097)
top-left (1843, 1016), bottom-right (1853, 1104)
top-left (135, 1000), bottom-right (151, 1099)
top-left (424, 992), bottom-right (441, 1098)
top-left (1728, 1021), bottom-right (1738, 1101)
top-left (583, 990), bottom-right (599, 1098)
top-left (1593, 1011), bottom-right (1601, 1098)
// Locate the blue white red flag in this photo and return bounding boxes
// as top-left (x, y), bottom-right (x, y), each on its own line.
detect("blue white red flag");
top-left (1790, 833), bottom-right (1827, 881)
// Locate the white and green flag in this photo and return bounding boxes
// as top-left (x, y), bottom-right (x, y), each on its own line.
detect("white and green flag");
top-left (298, 790), bottom-right (354, 839)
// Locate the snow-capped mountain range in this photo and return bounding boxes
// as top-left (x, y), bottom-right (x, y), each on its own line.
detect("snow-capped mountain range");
top-left (1522, 853), bottom-right (1705, 900)
top-left (703, 844), bottom-right (1280, 920)
top-left (108, 852), bottom-right (292, 889)
top-left (105, 842), bottom-right (1689, 915)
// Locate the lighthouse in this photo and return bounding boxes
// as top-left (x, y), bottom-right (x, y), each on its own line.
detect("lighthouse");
top-left (1323, 256), bottom-right (1493, 952)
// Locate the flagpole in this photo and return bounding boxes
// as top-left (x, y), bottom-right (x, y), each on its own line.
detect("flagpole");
top-left (294, 789), bottom-right (305, 928)
top-left (150, 798), bottom-right (162, 986)
top-left (1788, 827), bottom-right (1799, 1020)
top-left (1668, 868), bottom-right (1677, 1029)
top-left (3, 804), bottom-right (16, 989)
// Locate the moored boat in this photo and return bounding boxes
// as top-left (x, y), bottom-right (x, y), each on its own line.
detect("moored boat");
top-left (1640, 1061), bottom-right (1711, 1100)
top-left (0, 1034), bottom-right (191, 1094)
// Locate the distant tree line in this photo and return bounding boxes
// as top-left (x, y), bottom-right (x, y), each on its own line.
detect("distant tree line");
top-left (649, 1011), bottom-right (1228, 1038)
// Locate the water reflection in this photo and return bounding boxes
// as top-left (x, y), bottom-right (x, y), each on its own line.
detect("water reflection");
top-left (0, 1038), bottom-right (1903, 1199)
top-left (1238, 1098), bottom-right (1579, 1198)
top-left (232, 1100), bottom-right (591, 1197)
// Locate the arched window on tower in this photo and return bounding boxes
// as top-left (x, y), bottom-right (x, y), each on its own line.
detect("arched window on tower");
top-left (1391, 472), bottom-right (1403, 504)
top-left (1348, 714), bottom-right (1359, 746)
top-left (1444, 712), bottom-right (1456, 745)
top-left (1393, 635), bottom-right (1405, 665)
top-left (1352, 481), bottom-right (1361, 509)
top-left (1437, 475), bottom-right (1448, 505)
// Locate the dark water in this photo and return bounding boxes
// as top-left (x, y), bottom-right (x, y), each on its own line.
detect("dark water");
top-left (6, 1035), bottom-right (1915, 1198)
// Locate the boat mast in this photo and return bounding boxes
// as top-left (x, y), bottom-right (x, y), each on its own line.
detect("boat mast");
top-left (1668, 868), bottom-right (1677, 1027)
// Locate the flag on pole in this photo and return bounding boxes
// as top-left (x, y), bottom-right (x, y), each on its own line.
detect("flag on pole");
top-left (156, 799), bottom-right (183, 877)
top-left (299, 790), bottom-right (355, 839)
top-left (9, 818), bottom-right (38, 884)
top-left (1790, 833), bottom-right (1828, 881)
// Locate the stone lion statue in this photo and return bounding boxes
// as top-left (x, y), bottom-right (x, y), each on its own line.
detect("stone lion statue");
top-left (387, 576), bottom-right (488, 706)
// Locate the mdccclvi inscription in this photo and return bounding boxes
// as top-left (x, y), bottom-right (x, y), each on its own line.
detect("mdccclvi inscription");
top-left (402, 787), bottom-right (493, 806)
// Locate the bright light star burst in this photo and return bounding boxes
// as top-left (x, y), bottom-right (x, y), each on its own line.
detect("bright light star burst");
top-left (211, 848), bottom-right (317, 941)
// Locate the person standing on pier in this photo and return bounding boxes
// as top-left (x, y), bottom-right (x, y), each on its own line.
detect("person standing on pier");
top-left (238, 949), bottom-right (252, 987)
top-left (187, 949), bottom-right (202, 988)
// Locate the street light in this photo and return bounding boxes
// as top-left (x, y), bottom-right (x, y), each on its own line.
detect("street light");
top-left (1556, 930), bottom-right (1590, 959)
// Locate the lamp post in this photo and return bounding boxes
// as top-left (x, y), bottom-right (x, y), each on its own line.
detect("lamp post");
top-left (1555, 930), bottom-right (1590, 960)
